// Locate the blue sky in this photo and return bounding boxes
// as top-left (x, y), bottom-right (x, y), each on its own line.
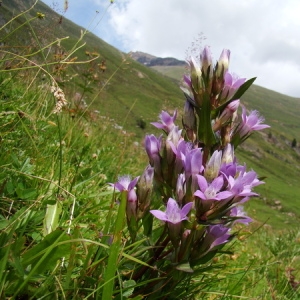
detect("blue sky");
top-left (41, 0), bottom-right (300, 98)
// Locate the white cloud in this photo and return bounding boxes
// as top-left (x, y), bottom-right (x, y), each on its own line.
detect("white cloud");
top-left (106, 0), bottom-right (300, 97)
top-left (41, 0), bottom-right (300, 97)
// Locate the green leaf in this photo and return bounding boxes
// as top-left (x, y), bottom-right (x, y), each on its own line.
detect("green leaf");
top-left (122, 280), bottom-right (136, 298)
top-left (15, 187), bottom-right (37, 200)
top-left (212, 77), bottom-right (257, 119)
top-left (231, 77), bottom-right (256, 101)
top-left (43, 201), bottom-right (62, 236)
top-left (176, 262), bottom-right (194, 273)
top-left (21, 229), bottom-right (70, 274)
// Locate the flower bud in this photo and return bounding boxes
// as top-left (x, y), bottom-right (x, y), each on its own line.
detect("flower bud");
top-left (200, 46), bottom-right (213, 80)
top-left (216, 49), bottom-right (230, 78)
top-left (204, 150), bottom-right (222, 182)
top-left (183, 100), bottom-right (196, 141)
top-left (137, 165), bottom-right (154, 217)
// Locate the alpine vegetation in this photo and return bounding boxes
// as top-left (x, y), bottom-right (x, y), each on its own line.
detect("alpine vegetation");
top-left (110, 46), bottom-right (270, 298)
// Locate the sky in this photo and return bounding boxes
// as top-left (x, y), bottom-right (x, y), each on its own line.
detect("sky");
top-left (41, 0), bottom-right (300, 98)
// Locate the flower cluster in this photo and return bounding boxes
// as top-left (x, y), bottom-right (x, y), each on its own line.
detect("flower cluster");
top-left (112, 46), bottom-right (269, 277)
top-left (51, 83), bottom-right (68, 114)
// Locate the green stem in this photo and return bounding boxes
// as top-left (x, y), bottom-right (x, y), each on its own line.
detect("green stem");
top-left (101, 191), bottom-right (127, 300)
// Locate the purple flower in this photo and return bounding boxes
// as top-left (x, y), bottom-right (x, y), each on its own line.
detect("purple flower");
top-left (145, 134), bottom-right (162, 175)
top-left (137, 165), bottom-right (154, 215)
top-left (226, 169), bottom-right (262, 203)
top-left (205, 224), bottom-right (231, 250)
top-left (216, 49), bottom-right (230, 78)
top-left (113, 175), bottom-right (139, 193)
top-left (214, 100), bottom-right (240, 130)
top-left (221, 143), bottom-right (235, 164)
top-left (151, 110), bottom-right (177, 133)
top-left (182, 148), bottom-right (203, 180)
top-left (237, 106), bottom-right (270, 138)
top-left (204, 150), bottom-right (222, 182)
top-left (220, 72), bottom-right (246, 101)
top-left (200, 46), bottom-right (213, 79)
top-left (194, 175), bottom-right (232, 201)
top-left (150, 198), bottom-right (193, 224)
top-left (230, 206), bottom-right (252, 225)
top-left (183, 100), bottom-right (196, 141)
top-left (181, 147), bottom-right (204, 194)
top-left (166, 126), bottom-right (183, 163)
top-left (112, 175), bottom-right (140, 220)
top-left (176, 173), bottom-right (186, 204)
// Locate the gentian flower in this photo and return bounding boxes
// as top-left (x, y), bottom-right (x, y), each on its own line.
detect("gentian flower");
top-left (181, 147), bottom-right (204, 194)
top-left (226, 170), bottom-right (262, 203)
top-left (191, 224), bottom-right (231, 260)
top-left (215, 49), bottom-right (230, 78)
top-left (145, 134), bottom-right (162, 176)
top-left (176, 173), bottom-right (186, 204)
top-left (204, 150), bottom-right (222, 182)
top-left (200, 46), bottom-right (213, 81)
top-left (237, 106), bottom-right (270, 138)
top-left (230, 206), bottom-right (252, 225)
top-left (137, 165), bottom-right (154, 216)
top-left (183, 100), bottom-right (196, 141)
top-left (221, 143), bottom-right (235, 164)
top-left (150, 198), bottom-right (193, 225)
top-left (205, 224), bottom-right (231, 250)
top-left (194, 175), bottom-right (232, 201)
top-left (112, 175), bottom-right (140, 220)
top-left (151, 110), bottom-right (177, 133)
top-left (213, 100), bottom-right (240, 131)
top-left (220, 72), bottom-right (246, 102)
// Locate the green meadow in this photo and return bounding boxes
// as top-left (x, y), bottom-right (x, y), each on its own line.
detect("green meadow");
top-left (0, 0), bottom-right (299, 298)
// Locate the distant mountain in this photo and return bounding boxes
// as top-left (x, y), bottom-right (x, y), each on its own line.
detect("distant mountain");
top-left (130, 51), bottom-right (186, 67)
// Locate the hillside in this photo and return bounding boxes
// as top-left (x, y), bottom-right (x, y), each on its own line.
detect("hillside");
top-left (1, 0), bottom-right (300, 229)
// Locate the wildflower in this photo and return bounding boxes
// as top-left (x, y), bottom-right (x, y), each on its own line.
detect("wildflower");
top-left (137, 165), bottom-right (154, 216)
top-left (187, 57), bottom-right (205, 106)
top-left (51, 83), bottom-right (68, 114)
top-left (230, 206), bottom-right (252, 225)
top-left (176, 173), bottom-right (186, 205)
top-left (36, 12), bottom-right (45, 19)
top-left (145, 134), bottom-right (162, 176)
top-left (204, 150), bottom-right (222, 182)
top-left (236, 106), bottom-right (270, 139)
top-left (213, 100), bottom-right (240, 131)
top-left (194, 175), bottom-right (232, 201)
top-left (183, 100), bottom-right (196, 141)
top-left (200, 46), bottom-right (213, 80)
top-left (150, 198), bottom-right (192, 225)
top-left (205, 224), bottom-right (231, 250)
top-left (181, 147), bottom-right (203, 194)
top-left (151, 110), bottom-right (177, 133)
top-left (166, 126), bottom-right (183, 163)
top-left (112, 175), bottom-right (139, 220)
top-left (151, 198), bottom-right (193, 248)
top-left (220, 72), bottom-right (246, 102)
top-left (191, 224), bottom-right (231, 261)
top-left (215, 49), bottom-right (230, 78)
top-left (226, 169), bottom-right (262, 203)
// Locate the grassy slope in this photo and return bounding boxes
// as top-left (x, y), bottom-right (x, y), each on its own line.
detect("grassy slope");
top-left (3, 0), bottom-right (300, 230)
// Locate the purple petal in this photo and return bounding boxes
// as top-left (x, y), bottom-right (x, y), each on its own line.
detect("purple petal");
top-left (128, 176), bottom-right (140, 190)
top-left (180, 202), bottom-right (193, 217)
top-left (196, 174), bottom-right (208, 192)
top-left (150, 210), bottom-right (168, 222)
top-left (215, 191), bottom-right (232, 200)
top-left (194, 190), bottom-right (206, 199)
